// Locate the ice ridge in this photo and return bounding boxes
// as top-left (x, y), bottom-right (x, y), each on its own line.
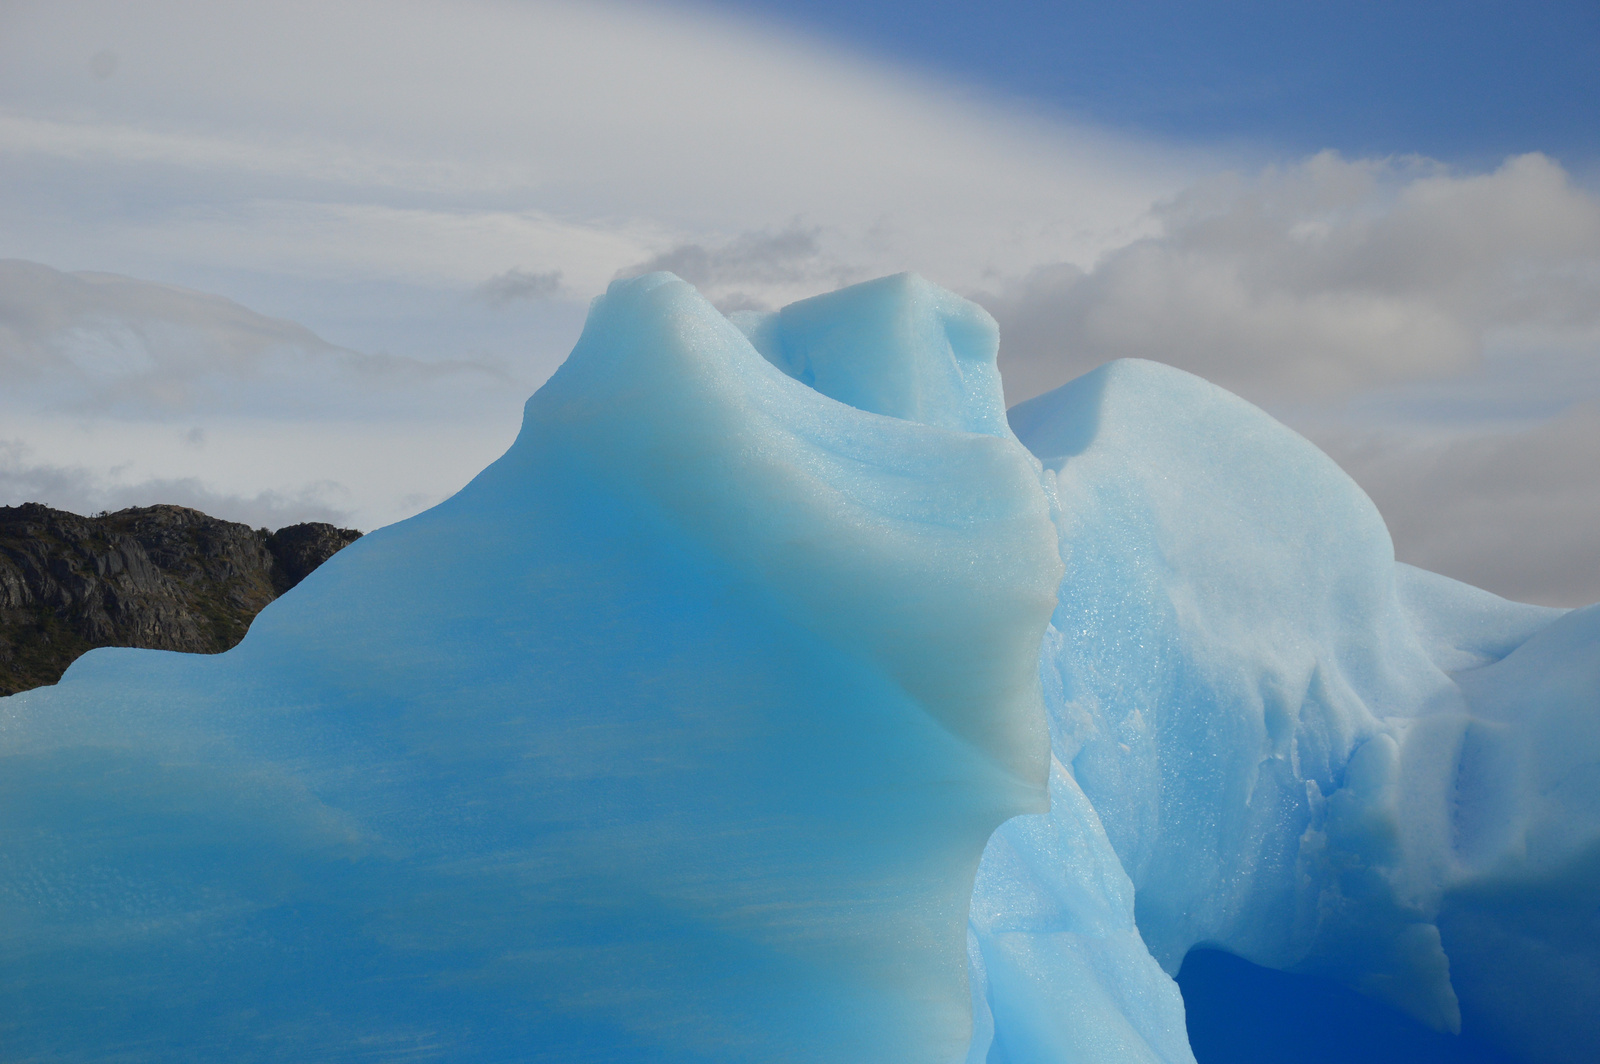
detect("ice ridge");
top-left (0, 272), bottom-right (1059, 1063)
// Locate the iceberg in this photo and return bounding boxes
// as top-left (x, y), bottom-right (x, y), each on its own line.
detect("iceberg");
top-left (0, 272), bottom-right (1594, 1063)
top-left (974, 360), bottom-right (1597, 1064)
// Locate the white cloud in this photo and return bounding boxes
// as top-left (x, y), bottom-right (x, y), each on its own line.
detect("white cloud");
top-left (70, 201), bottom-right (663, 294)
top-left (0, 110), bottom-right (522, 196)
top-left (0, 257), bottom-right (530, 530)
top-left (0, 0), bottom-right (1196, 308)
top-left (0, 438), bottom-right (355, 530)
top-left (0, 0), bottom-right (1201, 536)
top-left (1, 414), bottom-right (520, 532)
top-left (1310, 404), bottom-right (1600, 607)
top-left (0, 0), bottom-right (1595, 606)
top-left (0, 259), bottom-right (515, 418)
top-left (981, 152), bottom-right (1600, 404)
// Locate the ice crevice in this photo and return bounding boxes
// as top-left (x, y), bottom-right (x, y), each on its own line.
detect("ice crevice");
top-left (0, 272), bottom-right (1596, 1064)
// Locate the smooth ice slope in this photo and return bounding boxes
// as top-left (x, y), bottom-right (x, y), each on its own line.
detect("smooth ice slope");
top-left (0, 273), bottom-right (1062, 1062)
top-left (979, 359), bottom-right (1598, 1064)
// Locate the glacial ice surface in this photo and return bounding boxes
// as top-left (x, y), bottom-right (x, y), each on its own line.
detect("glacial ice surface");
top-left (972, 358), bottom-right (1597, 1064)
top-left (1, 272), bottom-right (1595, 1064)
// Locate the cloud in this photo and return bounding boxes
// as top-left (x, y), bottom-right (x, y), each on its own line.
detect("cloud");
top-left (0, 438), bottom-right (355, 530)
top-left (0, 0), bottom-right (1195, 310)
top-left (0, 0), bottom-right (1199, 459)
top-left (622, 227), bottom-right (822, 288)
top-left (1, 0), bottom-right (1594, 598)
top-left (1310, 405), bottom-right (1600, 608)
top-left (0, 412), bottom-right (521, 533)
top-left (981, 152), bottom-right (1600, 404)
top-left (618, 226), bottom-right (854, 311)
top-left (0, 259), bottom-right (514, 418)
top-left (475, 268), bottom-right (564, 307)
top-left (0, 0), bottom-right (1198, 539)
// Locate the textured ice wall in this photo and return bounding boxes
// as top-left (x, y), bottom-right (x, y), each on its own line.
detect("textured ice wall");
top-left (0, 273), bottom-right (1061, 1062)
top-left (985, 359), bottom-right (1598, 1064)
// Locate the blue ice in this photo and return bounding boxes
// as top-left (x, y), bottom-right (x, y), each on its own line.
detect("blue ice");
top-left (0, 273), bottom-right (1593, 1063)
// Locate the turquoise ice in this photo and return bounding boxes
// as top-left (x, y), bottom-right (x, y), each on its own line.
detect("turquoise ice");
top-left (970, 360), bottom-right (1595, 1064)
top-left (0, 273), bottom-right (1593, 1063)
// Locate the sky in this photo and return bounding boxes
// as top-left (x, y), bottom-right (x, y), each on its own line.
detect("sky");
top-left (1, 0), bottom-right (1598, 606)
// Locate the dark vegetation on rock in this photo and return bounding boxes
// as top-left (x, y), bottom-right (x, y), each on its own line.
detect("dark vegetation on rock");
top-left (0, 503), bottom-right (361, 696)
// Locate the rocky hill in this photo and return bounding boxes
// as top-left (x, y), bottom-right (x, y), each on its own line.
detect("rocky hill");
top-left (0, 503), bottom-right (360, 696)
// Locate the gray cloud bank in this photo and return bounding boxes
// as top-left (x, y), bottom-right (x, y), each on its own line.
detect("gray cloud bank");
top-left (1312, 407), bottom-right (1600, 608)
top-left (962, 151), bottom-right (1600, 606)
top-left (980, 152), bottom-right (1600, 406)
top-left (617, 227), bottom-right (854, 313)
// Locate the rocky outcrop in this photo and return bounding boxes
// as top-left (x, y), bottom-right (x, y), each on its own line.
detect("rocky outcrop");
top-left (0, 503), bottom-right (360, 695)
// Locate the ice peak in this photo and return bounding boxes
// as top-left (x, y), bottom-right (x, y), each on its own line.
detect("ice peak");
top-left (730, 272), bottom-right (1012, 439)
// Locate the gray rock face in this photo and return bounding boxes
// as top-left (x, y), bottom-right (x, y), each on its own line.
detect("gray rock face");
top-left (0, 503), bottom-right (360, 695)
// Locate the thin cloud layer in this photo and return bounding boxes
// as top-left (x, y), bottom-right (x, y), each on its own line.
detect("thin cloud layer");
top-left (474, 268), bottom-right (564, 307)
top-left (0, 412), bottom-right (520, 532)
top-left (0, 0), bottom-right (1197, 536)
top-left (0, 259), bottom-right (513, 418)
top-left (617, 226), bottom-right (861, 312)
top-left (0, 438), bottom-right (355, 530)
top-left (982, 152), bottom-right (1600, 404)
top-left (0, 0), bottom-right (1595, 607)
top-left (0, 0), bottom-right (1193, 309)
